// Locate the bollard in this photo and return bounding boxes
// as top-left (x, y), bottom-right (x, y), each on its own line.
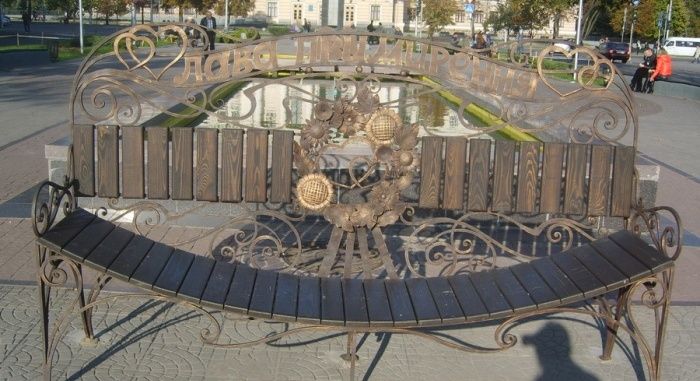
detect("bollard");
top-left (47, 39), bottom-right (59, 62)
top-left (16, 33), bottom-right (19, 46)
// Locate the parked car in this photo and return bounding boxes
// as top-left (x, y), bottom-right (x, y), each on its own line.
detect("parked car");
top-left (229, 18), bottom-right (268, 29)
top-left (1, 15), bottom-right (10, 25)
top-left (662, 37), bottom-right (700, 57)
top-left (598, 42), bottom-right (630, 63)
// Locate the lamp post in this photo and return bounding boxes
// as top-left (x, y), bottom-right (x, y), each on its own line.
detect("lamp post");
top-left (573, 0), bottom-right (583, 80)
top-left (78, 0), bottom-right (83, 54)
top-left (225, 0), bottom-right (229, 31)
top-left (629, 0), bottom-right (639, 52)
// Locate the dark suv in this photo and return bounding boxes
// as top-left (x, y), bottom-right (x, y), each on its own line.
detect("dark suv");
top-left (598, 42), bottom-right (630, 63)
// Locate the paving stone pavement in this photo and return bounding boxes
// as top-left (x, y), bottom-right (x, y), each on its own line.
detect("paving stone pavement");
top-left (1, 283), bottom-right (699, 381)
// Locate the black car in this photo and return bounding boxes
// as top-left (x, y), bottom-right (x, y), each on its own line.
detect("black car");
top-left (229, 18), bottom-right (268, 29)
top-left (598, 42), bottom-right (631, 63)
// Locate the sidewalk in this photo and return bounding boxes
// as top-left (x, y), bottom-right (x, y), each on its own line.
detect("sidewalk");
top-left (0, 50), bottom-right (699, 380)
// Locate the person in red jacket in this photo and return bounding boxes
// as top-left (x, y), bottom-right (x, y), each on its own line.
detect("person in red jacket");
top-left (646, 48), bottom-right (672, 93)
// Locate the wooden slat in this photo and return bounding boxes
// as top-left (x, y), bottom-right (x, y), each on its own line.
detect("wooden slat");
top-left (590, 238), bottom-right (651, 279)
top-left (569, 245), bottom-right (627, 289)
top-left (130, 242), bottom-right (174, 289)
top-left (248, 269), bottom-right (278, 318)
top-left (510, 263), bottom-right (559, 308)
top-left (178, 256), bottom-right (216, 304)
top-left (426, 277), bottom-right (465, 325)
top-left (62, 218), bottom-right (116, 262)
top-left (607, 230), bottom-right (673, 272)
top-left (200, 261), bottom-right (237, 309)
top-left (342, 279), bottom-right (368, 327)
top-left (146, 127), bottom-right (169, 199)
top-left (587, 145), bottom-right (612, 216)
top-left (196, 128), bottom-right (218, 201)
top-left (468, 270), bottom-right (512, 318)
top-left (38, 210), bottom-right (96, 252)
top-left (467, 139), bottom-right (491, 211)
top-left (84, 227), bottom-right (135, 271)
top-left (611, 146), bottom-right (636, 217)
top-left (385, 279), bottom-right (417, 327)
top-left (549, 251), bottom-right (606, 297)
top-left (273, 272), bottom-right (299, 319)
top-left (221, 129), bottom-right (244, 202)
top-left (364, 278), bottom-right (393, 327)
top-left (245, 129), bottom-right (269, 202)
top-left (73, 125), bottom-right (95, 196)
top-left (564, 144), bottom-right (588, 215)
top-left (153, 249), bottom-right (195, 296)
top-left (418, 137), bottom-right (443, 208)
top-left (493, 268), bottom-right (536, 313)
top-left (297, 276), bottom-right (321, 324)
top-left (224, 264), bottom-right (257, 313)
top-left (447, 274), bottom-right (489, 321)
top-left (106, 235), bottom-right (155, 282)
top-left (96, 125), bottom-right (119, 198)
top-left (405, 278), bottom-right (441, 325)
top-left (531, 258), bottom-right (583, 304)
top-left (540, 143), bottom-right (565, 213)
top-left (270, 130), bottom-right (294, 203)
top-left (516, 141), bottom-right (540, 213)
top-left (171, 127), bottom-right (193, 200)
top-left (492, 140), bottom-right (516, 212)
top-left (321, 277), bottom-right (345, 325)
top-left (122, 126), bottom-right (145, 198)
top-left (442, 138), bottom-right (467, 210)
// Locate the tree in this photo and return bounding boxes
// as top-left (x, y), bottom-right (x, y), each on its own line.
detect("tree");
top-left (214, 0), bottom-right (255, 23)
top-left (161, 0), bottom-right (205, 22)
top-left (546, 0), bottom-right (576, 38)
top-left (422, 0), bottom-right (460, 37)
top-left (484, 2), bottom-right (517, 37)
top-left (92, 0), bottom-right (128, 24)
top-left (610, 0), bottom-right (690, 42)
top-left (46, 0), bottom-right (79, 23)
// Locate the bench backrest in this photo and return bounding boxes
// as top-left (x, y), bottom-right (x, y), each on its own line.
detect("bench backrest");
top-left (72, 125), bottom-right (636, 219)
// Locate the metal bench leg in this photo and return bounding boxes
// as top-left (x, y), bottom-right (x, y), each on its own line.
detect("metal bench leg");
top-left (651, 268), bottom-right (675, 381)
top-left (600, 287), bottom-right (631, 361)
top-left (36, 244), bottom-right (52, 381)
top-left (75, 263), bottom-right (100, 346)
top-left (340, 331), bottom-right (359, 380)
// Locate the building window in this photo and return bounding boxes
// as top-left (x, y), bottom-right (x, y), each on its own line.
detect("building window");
top-left (454, 10), bottom-right (465, 23)
top-left (293, 3), bottom-right (303, 21)
top-left (474, 11), bottom-right (483, 24)
top-left (308, 5), bottom-right (314, 12)
top-left (371, 5), bottom-right (380, 21)
top-left (344, 5), bottom-right (354, 23)
top-left (267, 1), bottom-right (277, 17)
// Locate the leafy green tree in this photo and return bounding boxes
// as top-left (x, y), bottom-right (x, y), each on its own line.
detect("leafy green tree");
top-left (546, 0), bottom-right (576, 38)
top-left (161, 0), bottom-right (205, 22)
top-left (92, 0), bottom-right (127, 24)
top-left (214, 0), bottom-right (255, 23)
top-left (422, 0), bottom-right (460, 37)
top-left (610, 0), bottom-right (690, 41)
top-left (46, 0), bottom-right (78, 23)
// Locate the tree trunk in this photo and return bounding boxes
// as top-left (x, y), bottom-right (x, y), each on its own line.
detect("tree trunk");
top-left (141, 7), bottom-right (144, 24)
top-left (552, 15), bottom-right (560, 39)
top-left (105, 15), bottom-right (109, 25)
top-left (178, 8), bottom-right (183, 22)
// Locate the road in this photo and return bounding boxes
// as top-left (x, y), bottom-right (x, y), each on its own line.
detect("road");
top-left (614, 55), bottom-right (699, 87)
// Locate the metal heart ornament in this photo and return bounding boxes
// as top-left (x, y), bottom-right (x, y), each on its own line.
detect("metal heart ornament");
top-left (536, 45), bottom-right (615, 98)
top-left (113, 25), bottom-right (188, 81)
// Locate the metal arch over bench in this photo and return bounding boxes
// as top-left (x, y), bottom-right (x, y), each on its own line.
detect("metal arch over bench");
top-left (33, 24), bottom-right (683, 380)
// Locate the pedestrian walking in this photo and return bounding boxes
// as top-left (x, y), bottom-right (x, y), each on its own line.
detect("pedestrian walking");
top-left (200, 10), bottom-right (217, 51)
top-left (21, 11), bottom-right (30, 32)
top-left (692, 46), bottom-right (700, 64)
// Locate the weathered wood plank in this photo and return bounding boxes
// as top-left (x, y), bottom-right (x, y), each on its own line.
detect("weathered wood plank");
top-left (221, 129), bottom-right (243, 202)
top-left (492, 140), bottom-right (516, 212)
top-left (273, 272), bottom-right (299, 319)
top-left (171, 127), bottom-right (193, 200)
top-left (564, 144), bottom-right (588, 215)
top-left (153, 249), bottom-right (195, 296)
top-left (96, 125), bottom-right (119, 198)
top-left (248, 269), bottom-right (278, 318)
top-left (364, 278), bottom-right (393, 327)
top-left (448, 274), bottom-right (488, 321)
top-left (245, 129), bottom-right (269, 202)
top-left (73, 125), bottom-right (95, 196)
top-left (442, 138), bottom-right (467, 210)
top-left (467, 139), bottom-right (491, 211)
top-left (196, 128), bottom-right (218, 201)
top-left (121, 126), bottom-right (144, 198)
top-left (611, 146), bottom-right (636, 217)
top-left (321, 277), bottom-right (345, 325)
top-left (426, 277), bottom-right (465, 324)
top-left (405, 278), bottom-right (441, 325)
top-left (270, 130), bottom-right (294, 203)
top-left (146, 127), bottom-right (169, 199)
top-left (516, 141), bottom-right (540, 213)
top-left (419, 137), bottom-right (443, 208)
top-left (342, 278), bottom-right (369, 327)
top-left (297, 276), bottom-right (321, 324)
top-left (540, 143), bottom-right (565, 213)
top-left (588, 145), bottom-right (612, 216)
top-left (385, 279), bottom-right (417, 327)
top-left (178, 255), bottom-right (216, 304)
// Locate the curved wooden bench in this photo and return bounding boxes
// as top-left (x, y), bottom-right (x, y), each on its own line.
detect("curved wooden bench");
top-left (41, 208), bottom-right (672, 329)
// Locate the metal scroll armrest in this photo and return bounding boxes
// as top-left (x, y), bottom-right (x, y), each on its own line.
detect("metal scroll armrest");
top-left (31, 145), bottom-right (77, 237)
top-left (627, 200), bottom-right (683, 261)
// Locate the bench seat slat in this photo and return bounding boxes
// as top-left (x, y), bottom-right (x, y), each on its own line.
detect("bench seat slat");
top-left (85, 227), bottom-right (135, 271)
top-left (386, 279), bottom-right (417, 327)
top-left (153, 249), bottom-right (195, 296)
top-left (106, 235), bottom-right (155, 281)
top-left (224, 264), bottom-right (258, 314)
top-left (469, 270), bottom-right (512, 319)
top-left (510, 263), bottom-right (560, 308)
top-left (494, 268), bottom-right (537, 313)
top-left (531, 258), bottom-right (583, 304)
top-left (273, 272), bottom-right (299, 320)
top-left (607, 230), bottom-right (673, 272)
top-left (177, 255), bottom-right (216, 304)
top-left (342, 279), bottom-right (369, 327)
top-left (200, 261), bottom-right (237, 309)
top-left (364, 278), bottom-right (393, 327)
top-left (321, 277), bottom-right (345, 325)
top-left (63, 218), bottom-right (117, 262)
top-left (447, 274), bottom-right (489, 321)
top-left (568, 245), bottom-right (628, 289)
top-left (297, 276), bottom-right (321, 324)
top-left (406, 278), bottom-right (441, 326)
top-left (130, 242), bottom-right (174, 289)
top-left (550, 252), bottom-right (606, 297)
top-left (248, 270), bottom-right (278, 318)
top-left (591, 238), bottom-right (652, 279)
top-left (39, 209), bottom-right (97, 252)
top-left (426, 277), bottom-right (466, 324)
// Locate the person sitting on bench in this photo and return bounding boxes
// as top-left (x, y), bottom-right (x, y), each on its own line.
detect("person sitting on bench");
top-left (645, 48), bottom-right (672, 94)
top-left (630, 48), bottom-right (655, 92)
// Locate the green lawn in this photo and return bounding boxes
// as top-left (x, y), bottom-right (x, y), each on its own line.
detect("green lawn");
top-left (0, 44), bottom-right (47, 53)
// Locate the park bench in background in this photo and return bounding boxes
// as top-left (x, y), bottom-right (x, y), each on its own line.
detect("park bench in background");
top-left (33, 24), bottom-right (683, 380)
